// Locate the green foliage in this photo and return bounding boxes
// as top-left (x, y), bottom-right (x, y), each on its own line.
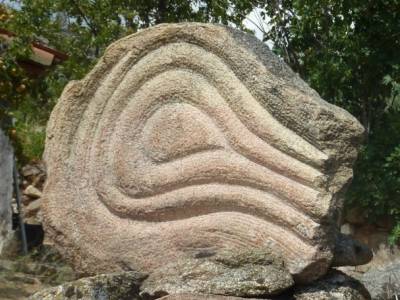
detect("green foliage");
top-left (389, 223), bottom-right (400, 245)
top-left (383, 72), bottom-right (400, 111)
top-left (348, 115), bottom-right (400, 235)
top-left (261, 0), bottom-right (400, 242)
top-left (0, 4), bottom-right (39, 160)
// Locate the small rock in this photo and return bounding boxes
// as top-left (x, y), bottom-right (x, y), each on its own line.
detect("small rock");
top-left (332, 233), bottom-right (372, 267)
top-left (141, 249), bottom-right (293, 298)
top-left (31, 172), bottom-right (46, 188)
top-left (23, 199), bottom-right (42, 225)
top-left (294, 270), bottom-right (371, 300)
top-left (360, 260), bottom-right (400, 300)
top-left (22, 194), bottom-right (34, 205)
top-left (24, 211), bottom-right (43, 225)
top-left (341, 223), bottom-right (355, 236)
top-left (24, 199), bottom-right (42, 217)
top-left (29, 271), bottom-right (147, 300)
top-left (21, 164), bottom-right (44, 178)
top-left (23, 185), bottom-right (42, 199)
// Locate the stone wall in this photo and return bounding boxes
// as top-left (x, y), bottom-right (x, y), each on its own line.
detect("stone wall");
top-left (0, 129), bottom-right (14, 255)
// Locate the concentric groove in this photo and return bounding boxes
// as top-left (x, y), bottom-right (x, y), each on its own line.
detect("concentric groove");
top-left (84, 42), bottom-right (326, 261)
top-left (43, 24), bottom-right (364, 282)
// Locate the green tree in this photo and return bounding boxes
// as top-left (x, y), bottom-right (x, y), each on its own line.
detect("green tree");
top-left (259, 0), bottom-right (400, 240)
top-left (0, 3), bottom-right (45, 160)
top-left (5, 0), bottom-right (256, 80)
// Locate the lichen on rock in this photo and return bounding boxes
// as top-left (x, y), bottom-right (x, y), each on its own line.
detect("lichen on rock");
top-left (29, 271), bottom-right (147, 300)
top-left (141, 249), bottom-right (293, 298)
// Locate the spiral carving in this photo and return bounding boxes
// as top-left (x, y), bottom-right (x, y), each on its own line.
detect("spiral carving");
top-left (42, 24), bottom-right (364, 283)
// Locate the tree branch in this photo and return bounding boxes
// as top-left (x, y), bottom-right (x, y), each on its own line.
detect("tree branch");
top-left (69, 0), bottom-right (98, 36)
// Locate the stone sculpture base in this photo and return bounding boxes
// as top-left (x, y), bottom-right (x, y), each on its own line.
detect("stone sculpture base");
top-left (29, 270), bottom-right (371, 300)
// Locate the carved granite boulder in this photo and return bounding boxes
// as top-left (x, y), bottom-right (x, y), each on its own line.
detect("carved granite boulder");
top-left (42, 23), bottom-right (367, 286)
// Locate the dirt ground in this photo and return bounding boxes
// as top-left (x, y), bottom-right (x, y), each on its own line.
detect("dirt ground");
top-left (0, 242), bottom-right (75, 300)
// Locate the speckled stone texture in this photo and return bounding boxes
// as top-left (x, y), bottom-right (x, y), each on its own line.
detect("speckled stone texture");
top-left (43, 23), bottom-right (366, 289)
top-left (140, 249), bottom-right (293, 297)
top-left (294, 271), bottom-right (371, 300)
top-left (0, 130), bottom-right (13, 254)
top-left (159, 295), bottom-right (266, 300)
top-left (29, 272), bottom-right (146, 300)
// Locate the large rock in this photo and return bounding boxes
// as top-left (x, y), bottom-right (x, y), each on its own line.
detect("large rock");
top-left (159, 295), bottom-right (267, 299)
top-left (294, 270), bottom-right (371, 300)
top-left (28, 271), bottom-right (369, 300)
top-left (0, 129), bottom-right (14, 255)
top-left (360, 260), bottom-right (400, 300)
top-left (42, 23), bottom-right (366, 285)
top-left (141, 249), bottom-right (293, 298)
top-left (29, 271), bottom-right (146, 300)
top-left (332, 234), bottom-right (372, 267)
